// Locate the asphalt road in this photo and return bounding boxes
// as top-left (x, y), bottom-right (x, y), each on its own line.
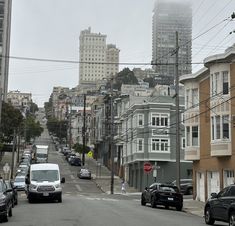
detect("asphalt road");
top-left (6, 125), bottom-right (227, 226)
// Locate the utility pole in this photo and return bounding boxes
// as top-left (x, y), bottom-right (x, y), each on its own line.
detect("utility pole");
top-left (175, 31), bottom-right (181, 191)
top-left (17, 128), bottom-right (20, 163)
top-left (82, 94), bottom-right (86, 166)
top-left (110, 77), bottom-right (115, 194)
top-left (10, 129), bottom-right (16, 179)
top-left (69, 103), bottom-right (72, 150)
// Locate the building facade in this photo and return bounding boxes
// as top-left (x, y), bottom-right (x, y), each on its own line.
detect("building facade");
top-left (180, 44), bottom-right (235, 202)
top-left (7, 90), bottom-right (32, 111)
top-left (152, 0), bottom-right (192, 77)
top-left (79, 27), bottom-right (119, 85)
top-left (115, 95), bottom-right (192, 191)
top-left (0, 0), bottom-right (12, 100)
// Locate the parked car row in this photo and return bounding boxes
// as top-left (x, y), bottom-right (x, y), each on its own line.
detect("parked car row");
top-left (13, 149), bottom-right (32, 191)
top-left (61, 147), bottom-right (82, 166)
top-left (58, 144), bottom-right (92, 180)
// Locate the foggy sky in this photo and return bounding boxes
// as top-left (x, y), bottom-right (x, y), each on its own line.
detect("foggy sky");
top-left (8, 0), bottom-right (235, 106)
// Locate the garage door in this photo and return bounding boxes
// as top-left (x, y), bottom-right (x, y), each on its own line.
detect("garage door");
top-left (207, 171), bottom-right (220, 197)
top-left (223, 170), bottom-right (234, 188)
top-left (196, 172), bottom-right (205, 202)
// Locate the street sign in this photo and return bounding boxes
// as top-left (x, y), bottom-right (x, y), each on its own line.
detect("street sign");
top-left (144, 162), bottom-right (152, 173)
top-left (87, 151), bottom-right (93, 158)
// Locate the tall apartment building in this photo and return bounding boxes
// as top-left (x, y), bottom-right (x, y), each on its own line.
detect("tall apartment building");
top-left (0, 0), bottom-right (12, 100)
top-left (180, 44), bottom-right (235, 202)
top-left (79, 27), bottom-right (119, 85)
top-left (152, 0), bottom-right (192, 78)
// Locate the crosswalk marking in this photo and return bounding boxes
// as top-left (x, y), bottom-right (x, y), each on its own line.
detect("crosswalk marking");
top-left (75, 184), bottom-right (82, 192)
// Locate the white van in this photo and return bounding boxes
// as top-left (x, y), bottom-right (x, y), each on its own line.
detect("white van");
top-left (25, 163), bottom-right (65, 203)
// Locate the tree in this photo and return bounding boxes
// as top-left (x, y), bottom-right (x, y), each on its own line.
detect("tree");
top-left (46, 117), bottom-right (67, 141)
top-left (73, 143), bottom-right (90, 154)
top-left (112, 68), bottom-right (139, 90)
top-left (29, 102), bottom-right (39, 114)
top-left (24, 115), bottom-right (43, 142)
top-left (0, 102), bottom-right (23, 142)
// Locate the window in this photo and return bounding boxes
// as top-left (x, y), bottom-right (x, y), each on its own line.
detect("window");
top-left (186, 89), bottom-right (190, 109)
top-left (192, 126), bottom-right (198, 146)
top-left (152, 139), bottom-right (169, 152)
top-left (222, 115), bottom-right (229, 139)
top-left (186, 126), bottom-right (190, 146)
top-left (182, 138), bottom-right (186, 149)
top-left (211, 117), bottom-right (215, 140)
top-left (216, 115), bottom-right (220, 139)
top-left (152, 114), bottom-right (168, 127)
top-left (222, 71), bottom-right (229, 95)
top-left (137, 139), bottom-right (144, 152)
top-left (192, 88), bottom-right (198, 106)
top-left (138, 114), bottom-right (144, 126)
top-left (211, 114), bottom-right (230, 140)
top-left (211, 72), bottom-right (220, 95)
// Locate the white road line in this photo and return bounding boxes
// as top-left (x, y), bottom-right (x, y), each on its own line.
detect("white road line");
top-left (70, 175), bottom-right (75, 179)
top-left (75, 184), bottom-right (82, 192)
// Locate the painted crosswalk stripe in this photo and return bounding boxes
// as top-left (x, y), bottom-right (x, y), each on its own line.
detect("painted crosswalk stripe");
top-left (75, 184), bottom-right (82, 192)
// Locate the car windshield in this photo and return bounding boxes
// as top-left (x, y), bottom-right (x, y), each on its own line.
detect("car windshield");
top-left (37, 153), bottom-right (47, 158)
top-left (31, 170), bottom-right (59, 182)
top-left (159, 186), bottom-right (177, 192)
top-left (15, 177), bottom-right (25, 182)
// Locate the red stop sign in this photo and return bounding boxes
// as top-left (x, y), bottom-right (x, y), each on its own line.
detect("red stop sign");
top-left (144, 162), bottom-right (152, 173)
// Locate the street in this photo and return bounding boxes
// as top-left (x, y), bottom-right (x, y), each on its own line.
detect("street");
top-left (1, 129), bottom-right (224, 226)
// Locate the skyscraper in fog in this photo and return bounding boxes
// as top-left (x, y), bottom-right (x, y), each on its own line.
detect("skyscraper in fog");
top-left (152, 0), bottom-right (192, 77)
top-left (79, 27), bottom-right (119, 85)
top-left (0, 0), bottom-right (12, 100)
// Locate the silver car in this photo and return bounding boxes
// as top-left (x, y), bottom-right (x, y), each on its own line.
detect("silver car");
top-left (78, 168), bottom-right (91, 179)
top-left (13, 176), bottom-right (26, 191)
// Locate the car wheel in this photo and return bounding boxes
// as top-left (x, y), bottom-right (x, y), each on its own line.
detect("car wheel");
top-left (141, 196), bottom-right (146, 206)
top-left (9, 207), bottom-right (12, 217)
top-left (28, 197), bottom-right (34, 203)
top-left (176, 205), bottom-right (183, 211)
top-left (151, 197), bottom-right (156, 208)
top-left (165, 205), bottom-right (169, 209)
top-left (205, 206), bottom-right (215, 225)
top-left (58, 195), bottom-right (62, 203)
top-left (229, 211), bottom-right (235, 226)
top-left (2, 212), bottom-right (8, 222)
top-left (187, 188), bottom-right (193, 195)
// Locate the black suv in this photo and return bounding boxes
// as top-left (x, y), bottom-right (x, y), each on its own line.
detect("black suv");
top-left (0, 179), bottom-right (13, 222)
top-left (141, 183), bottom-right (183, 211)
top-left (205, 184), bottom-right (235, 225)
top-left (171, 179), bottom-right (193, 195)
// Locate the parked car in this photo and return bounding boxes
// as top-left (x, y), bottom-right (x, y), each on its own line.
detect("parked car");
top-left (141, 183), bottom-right (183, 211)
top-left (171, 179), bottom-right (193, 195)
top-left (65, 153), bottom-right (76, 161)
top-left (0, 179), bottom-right (13, 222)
top-left (78, 168), bottom-right (91, 179)
top-left (204, 184), bottom-right (235, 225)
top-left (69, 157), bottom-right (81, 166)
top-left (5, 180), bottom-right (18, 207)
top-left (13, 175), bottom-right (26, 191)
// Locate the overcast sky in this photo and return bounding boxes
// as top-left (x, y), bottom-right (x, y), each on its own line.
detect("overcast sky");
top-left (8, 0), bottom-right (235, 106)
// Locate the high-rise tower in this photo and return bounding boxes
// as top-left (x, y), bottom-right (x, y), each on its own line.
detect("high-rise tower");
top-left (79, 27), bottom-right (119, 85)
top-left (0, 0), bottom-right (12, 100)
top-left (152, 0), bottom-right (192, 77)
